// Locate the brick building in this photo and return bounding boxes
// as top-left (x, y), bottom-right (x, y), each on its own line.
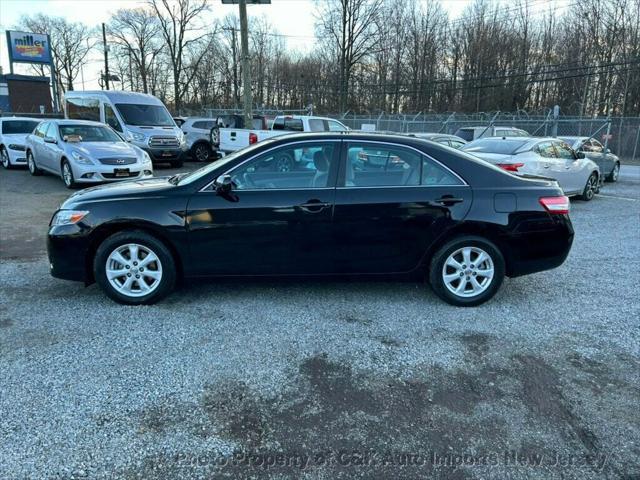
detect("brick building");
top-left (0, 74), bottom-right (53, 114)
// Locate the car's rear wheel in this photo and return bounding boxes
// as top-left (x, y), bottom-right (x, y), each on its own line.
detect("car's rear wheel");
top-left (1, 147), bottom-right (11, 169)
top-left (94, 230), bottom-right (176, 305)
top-left (606, 162), bottom-right (620, 182)
top-left (61, 160), bottom-right (76, 189)
top-left (27, 150), bottom-right (42, 176)
top-left (191, 142), bottom-right (211, 162)
top-left (429, 236), bottom-right (505, 307)
top-left (579, 172), bottom-right (598, 201)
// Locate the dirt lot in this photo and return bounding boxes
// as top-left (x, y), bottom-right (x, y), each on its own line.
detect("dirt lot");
top-left (0, 162), bottom-right (639, 479)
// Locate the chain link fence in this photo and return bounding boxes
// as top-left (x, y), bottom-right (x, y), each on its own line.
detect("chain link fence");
top-left (329, 112), bottom-right (640, 163)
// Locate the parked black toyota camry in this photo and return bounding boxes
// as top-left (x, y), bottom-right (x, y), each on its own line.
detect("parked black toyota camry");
top-left (47, 132), bottom-right (574, 306)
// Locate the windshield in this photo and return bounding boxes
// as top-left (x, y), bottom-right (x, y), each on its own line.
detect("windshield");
top-left (2, 120), bottom-right (40, 134)
top-left (462, 139), bottom-right (528, 155)
top-left (175, 139), bottom-right (279, 185)
top-left (59, 125), bottom-right (123, 142)
top-left (115, 103), bottom-right (175, 127)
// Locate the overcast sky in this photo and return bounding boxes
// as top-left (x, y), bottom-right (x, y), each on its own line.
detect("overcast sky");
top-left (0, 0), bottom-right (561, 91)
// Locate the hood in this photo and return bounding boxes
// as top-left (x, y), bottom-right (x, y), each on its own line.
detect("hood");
top-left (125, 124), bottom-right (181, 137)
top-left (2, 133), bottom-right (30, 145)
top-left (466, 152), bottom-right (513, 163)
top-left (69, 141), bottom-right (140, 159)
top-left (60, 176), bottom-right (174, 209)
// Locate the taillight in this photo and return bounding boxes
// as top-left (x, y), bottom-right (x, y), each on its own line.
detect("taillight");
top-left (249, 132), bottom-right (258, 144)
top-left (496, 163), bottom-right (524, 172)
top-left (539, 196), bottom-right (570, 214)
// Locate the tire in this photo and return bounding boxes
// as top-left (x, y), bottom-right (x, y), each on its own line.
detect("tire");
top-left (429, 236), bottom-right (505, 307)
top-left (606, 162), bottom-right (620, 182)
top-left (27, 150), bottom-right (42, 176)
top-left (170, 159), bottom-right (184, 168)
top-left (94, 230), bottom-right (176, 305)
top-left (1, 147), bottom-right (11, 169)
top-left (274, 153), bottom-right (294, 172)
top-left (191, 142), bottom-right (211, 162)
top-left (61, 160), bottom-right (76, 189)
top-left (579, 172), bottom-right (598, 201)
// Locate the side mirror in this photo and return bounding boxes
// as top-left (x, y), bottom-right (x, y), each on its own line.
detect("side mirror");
top-left (215, 174), bottom-right (233, 193)
top-left (605, 148), bottom-right (611, 154)
top-left (44, 136), bottom-right (57, 144)
top-left (575, 151), bottom-right (585, 159)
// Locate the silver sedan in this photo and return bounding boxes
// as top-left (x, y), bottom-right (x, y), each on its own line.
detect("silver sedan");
top-left (461, 137), bottom-right (601, 200)
top-left (26, 120), bottom-right (154, 188)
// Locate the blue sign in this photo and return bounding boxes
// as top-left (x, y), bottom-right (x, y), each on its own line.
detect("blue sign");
top-left (6, 31), bottom-right (52, 64)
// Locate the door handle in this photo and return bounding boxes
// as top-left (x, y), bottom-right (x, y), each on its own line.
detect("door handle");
top-left (543, 163), bottom-right (550, 168)
top-left (298, 200), bottom-right (330, 213)
top-left (431, 196), bottom-right (464, 207)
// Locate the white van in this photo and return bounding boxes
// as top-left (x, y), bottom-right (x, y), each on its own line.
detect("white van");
top-left (64, 91), bottom-right (187, 167)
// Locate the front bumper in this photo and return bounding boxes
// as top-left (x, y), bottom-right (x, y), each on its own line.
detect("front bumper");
top-left (142, 146), bottom-right (188, 163)
top-left (7, 147), bottom-right (27, 165)
top-left (72, 165), bottom-right (153, 183)
top-left (47, 224), bottom-right (91, 282)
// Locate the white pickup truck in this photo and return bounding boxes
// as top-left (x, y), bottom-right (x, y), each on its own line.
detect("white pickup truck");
top-left (212, 115), bottom-right (349, 154)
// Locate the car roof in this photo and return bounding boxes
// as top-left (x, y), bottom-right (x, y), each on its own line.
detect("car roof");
top-left (47, 119), bottom-right (107, 127)
top-left (559, 136), bottom-right (589, 141)
top-left (1, 116), bottom-right (42, 122)
top-left (64, 90), bottom-right (163, 105)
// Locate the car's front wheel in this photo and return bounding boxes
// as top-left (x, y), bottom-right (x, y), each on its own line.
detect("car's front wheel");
top-left (94, 230), bottom-right (176, 305)
top-left (579, 172), bottom-right (598, 201)
top-left (1, 147), bottom-right (11, 169)
top-left (429, 236), bottom-right (505, 307)
top-left (61, 160), bottom-right (76, 189)
top-left (191, 142), bottom-right (211, 162)
top-left (27, 150), bottom-right (42, 176)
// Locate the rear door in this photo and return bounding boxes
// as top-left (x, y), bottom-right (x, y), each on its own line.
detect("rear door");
top-left (186, 140), bottom-right (340, 275)
top-left (552, 140), bottom-right (583, 193)
top-left (332, 140), bottom-right (472, 274)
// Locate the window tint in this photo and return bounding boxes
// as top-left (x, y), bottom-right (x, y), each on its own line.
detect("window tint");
top-left (308, 119), bottom-right (326, 132)
top-left (104, 104), bottom-right (122, 132)
top-left (115, 103), bottom-right (174, 127)
top-left (192, 120), bottom-right (214, 130)
top-left (2, 120), bottom-right (40, 134)
top-left (536, 141), bottom-right (557, 158)
top-left (422, 157), bottom-right (464, 186)
top-left (272, 117), bottom-right (303, 131)
top-left (230, 142), bottom-right (336, 190)
top-left (455, 128), bottom-right (474, 141)
top-left (553, 141), bottom-right (575, 160)
top-left (345, 143), bottom-right (421, 187)
top-left (45, 123), bottom-right (58, 139)
top-left (328, 120), bottom-right (347, 132)
top-left (35, 122), bottom-right (48, 138)
top-left (66, 97), bottom-right (100, 121)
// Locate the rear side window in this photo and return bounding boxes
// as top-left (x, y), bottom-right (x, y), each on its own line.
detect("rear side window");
top-left (553, 141), bottom-right (575, 160)
top-left (308, 119), bottom-right (326, 132)
top-left (345, 143), bottom-right (421, 187)
top-left (328, 120), bottom-right (347, 132)
top-left (273, 117), bottom-right (303, 131)
top-left (66, 97), bottom-right (100, 121)
top-left (454, 128), bottom-right (474, 141)
top-left (422, 157), bottom-right (464, 186)
top-left (2, 120), bottom-right (40, 134)
top-left (192, 121), bottom-right (213, 130)
top-left (537, 141), bottom-right (557, 158)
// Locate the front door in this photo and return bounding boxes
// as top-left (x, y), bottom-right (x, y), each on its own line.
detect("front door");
top-left (185, 140), bottom-right (340, 275)
top-left (552, 140), bottom-right (583, 193)
top-left (332, 141), bottom-right (472, 274)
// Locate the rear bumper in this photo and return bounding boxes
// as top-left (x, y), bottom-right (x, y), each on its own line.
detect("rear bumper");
top-left (504, 214), bottom-right (574, 277)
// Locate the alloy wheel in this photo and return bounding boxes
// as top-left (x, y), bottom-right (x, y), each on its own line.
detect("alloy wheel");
top-left (194, 144), bottom-right (209, 162)
top-left (584, 173), bottom-right (597, 200)
top-left (28, 152), bottom-right (35, 173)
top-left (1, 149), bottom-right (9, 168)
top-left (63, 163), bottom-right (73, 187)
top-left (105, 243), bottom-right (163, 298)
top-left (442, 246), bottom-right (495, 298)
top-left (611, 163), bottom-right (620, 181)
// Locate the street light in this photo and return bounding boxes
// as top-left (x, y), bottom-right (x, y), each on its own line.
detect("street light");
top-left (221, 0), bottom-right (271, 128)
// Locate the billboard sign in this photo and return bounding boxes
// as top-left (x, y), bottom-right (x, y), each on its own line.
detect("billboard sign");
top-left (6, 31), bottom-right (52, 64)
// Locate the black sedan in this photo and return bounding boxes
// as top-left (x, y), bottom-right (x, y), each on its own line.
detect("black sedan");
top-left (47, 132), bottom-right (574, 307)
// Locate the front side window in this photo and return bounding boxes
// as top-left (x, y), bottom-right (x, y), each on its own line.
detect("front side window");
top-left (66, 97), bottom-right (100, 121)
top-left (345, 143), bottom-right (421, 187)
top-left (2, 120), bottom-right (40, 134)
top-left (553, 141), bottom-right (575, 160)
top-left (104, 104), bottom-right (122, 132)
top-left (115, 103), bottom-right (174, 127)
top-left (59, 125), bottom-right (122, 143)
top-left (536, 141), bottom-right (557, 158)
top-left (34, 122), bottom-right (48, 138)
top-left (45, 123), bottom-right (58, 139)
top-left (230, 142), bottom-right (337, 190)
top-left (450, 140), bottom-right (466, 149)
top-left (589, 139), bottom-right (604, 152)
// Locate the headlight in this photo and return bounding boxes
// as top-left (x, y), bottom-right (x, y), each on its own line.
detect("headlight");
top-left (71, 151), bottom-right (94, 165)
top-left (178, 131), bottom-right (186, 146)
top-left (51, 210), bottom-right (89, 226)
top-left (125, 130), bottom-right (146, 142)
top-left (142, 151), bottom-right (152, 164)
top-left (8, 144), bottom-right (26, 151)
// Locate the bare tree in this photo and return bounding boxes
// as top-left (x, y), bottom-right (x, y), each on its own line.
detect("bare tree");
top-left (148, 0), bottom-right (210, 113)
top-left (316, 0), bottom-right (383, 112)
top-left (108, 8), bottom-right (162, 94)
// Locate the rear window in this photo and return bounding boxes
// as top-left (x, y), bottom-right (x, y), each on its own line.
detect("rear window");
top-left (462, 139), bottom-right (528, 155)
top-left (454, 128), bottom-right (475, 141)
top-left (2, 120), bottom-right (40, 134)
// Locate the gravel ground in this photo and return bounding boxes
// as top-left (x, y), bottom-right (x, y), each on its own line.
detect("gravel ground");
top-left (0, 164), bottom-right (639, 479)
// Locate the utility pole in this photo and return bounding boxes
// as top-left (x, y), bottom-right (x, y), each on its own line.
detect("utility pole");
top-left (102, 23), bottom-right (110, 91)
top-left (238, 0), bottom-right (252, 128)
